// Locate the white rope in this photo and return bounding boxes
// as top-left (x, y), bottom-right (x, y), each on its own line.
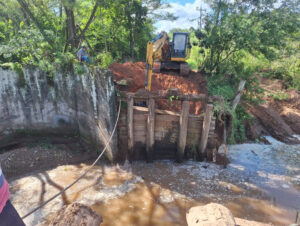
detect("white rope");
top-left (22, 100), bottom-right (122, 219)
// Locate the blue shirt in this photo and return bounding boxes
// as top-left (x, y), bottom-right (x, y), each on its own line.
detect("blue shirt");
top-left (77, 48), bottom-right (87, 58)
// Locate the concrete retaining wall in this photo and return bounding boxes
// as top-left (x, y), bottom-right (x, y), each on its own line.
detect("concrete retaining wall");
top-left (0, 66), bottom-right (118, 162)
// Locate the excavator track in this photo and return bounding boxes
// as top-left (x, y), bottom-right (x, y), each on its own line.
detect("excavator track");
top-left (180, 63), bottom-right (190, 76)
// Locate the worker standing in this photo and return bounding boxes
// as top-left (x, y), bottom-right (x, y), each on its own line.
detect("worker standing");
top-left (77, 46), bottom-right (89, 63)
top-left (0, 163), bottom-right (25, 225)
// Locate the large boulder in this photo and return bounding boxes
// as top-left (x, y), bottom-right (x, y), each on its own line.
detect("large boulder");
top-left (186, 203), bottom-right (236, 226)
top-left (49, 203), bottom-right (102, 226)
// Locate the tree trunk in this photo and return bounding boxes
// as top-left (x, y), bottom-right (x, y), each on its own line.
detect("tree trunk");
top-left (130, 27), bottom-right (135, 61)
top-left (59, 1), bottom-right (62, 18)
top-left (64, 6), bottom-right (77, 50)
top-left (209, 0), bottom-right (221, 73)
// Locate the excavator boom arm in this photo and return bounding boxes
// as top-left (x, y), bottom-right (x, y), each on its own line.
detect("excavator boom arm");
top-left (145, 32), bottom-right (169, 91)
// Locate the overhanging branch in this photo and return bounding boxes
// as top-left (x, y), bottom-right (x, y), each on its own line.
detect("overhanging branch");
top-left (78, 0), bottom-right (100, 40)
top-left (17, 0), bottom-right (54, 48)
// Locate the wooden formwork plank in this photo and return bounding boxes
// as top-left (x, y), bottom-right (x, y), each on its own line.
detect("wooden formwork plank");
top-left (134, 136), bottom-right (146, 143)
top-left (133, 124), bottom-right (146, 130)
top-left (187, 128), bottom-right (201, 134)
top-left (133, 106), bottom-right (181, 116)
top-left (188, 118), bottom-right (203, 129)
top-left (134, 131), bottom-right (147, 136)
top-left (119, 90), bottom-right (208, 101)
top-left (154, 126), bottom-right (179, 135)
top-left (198, 104), bottom-right (214, 158)
top-left (176, 101), bottom-right (190, 162)
top-left (154, 123), bottom-right (176, 132)
top-left (146, 98), bottom-right (155, 162)
top-left (133, 114), bottom-right (148, 121)
top-left (127, 96), bottom-right (134, 156)
top-left (156, 114), bottom-right (179, 123)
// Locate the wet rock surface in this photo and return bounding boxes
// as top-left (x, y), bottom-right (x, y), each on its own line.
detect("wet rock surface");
top-left (186, 203), bottom-right (236, 226)
top-left (186, 203), bottom-right (274, 226)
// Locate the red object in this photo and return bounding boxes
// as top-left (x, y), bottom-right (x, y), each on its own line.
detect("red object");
top-left (0, 180), bottom-right (10, 214)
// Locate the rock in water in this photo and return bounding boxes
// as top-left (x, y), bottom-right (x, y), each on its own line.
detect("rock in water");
top-left (49, 203), bottom-right (102, 226)
top-left (186, 203), bottom-right (236, 226)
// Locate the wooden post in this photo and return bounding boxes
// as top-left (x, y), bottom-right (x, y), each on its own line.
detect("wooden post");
top-left (198, 104), bottom-right (214, 160)
top-left (176, 101), bottom-right (190, 163)
top-left (146, 98), bottom-right (155, 162)
top-left (127, 96), bottom-right (134, 159)
top-left (232, 80), bottom-right (246, 111)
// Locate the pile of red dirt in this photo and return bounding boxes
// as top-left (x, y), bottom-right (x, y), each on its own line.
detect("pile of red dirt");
top-left (109, 62), bottom-right (207, 114)
top-left (49, 203), bottom-right (102, 226)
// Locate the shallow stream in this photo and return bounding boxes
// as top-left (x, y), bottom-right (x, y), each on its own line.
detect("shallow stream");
top-left (9, 136), bottom-right (300, 226)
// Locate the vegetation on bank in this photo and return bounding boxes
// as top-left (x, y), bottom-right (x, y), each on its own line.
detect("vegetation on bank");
top-left (0, 0), bottom-right (299, 143)
top-left (186, 0), bottom-right (299, 143)
top-left (0, 0), bottom-right (175, 71)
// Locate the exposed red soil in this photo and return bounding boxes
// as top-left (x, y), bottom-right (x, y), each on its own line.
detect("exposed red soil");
top-left (110, 62), bottom-right (207, 114)
top-left (247, 78), bottom-right (300, 143)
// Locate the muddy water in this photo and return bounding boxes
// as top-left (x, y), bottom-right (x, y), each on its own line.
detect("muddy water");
top-left (90, 136), bottom-right (300, 226)
top-left (224, 136), bottom-right (300, 225)
top-left (9, 136), bottom-right (300, 226)
top-left (91, 183), bottom-right (200, 226)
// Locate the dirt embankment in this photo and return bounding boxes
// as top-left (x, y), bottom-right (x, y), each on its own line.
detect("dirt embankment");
top-left (247, 78), bottom-right (300, 143)
top-left (110, 62), bottom-right (207, 114)
top-left (110, 63), bottom-right (300, 143)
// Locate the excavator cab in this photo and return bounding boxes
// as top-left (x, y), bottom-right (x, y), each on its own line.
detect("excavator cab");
top-left (171, 32), bottom-right (190, 59)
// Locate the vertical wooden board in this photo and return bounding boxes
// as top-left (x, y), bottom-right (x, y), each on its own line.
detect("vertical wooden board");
top-left (186, 117), bottom-right (202, 149)
top-left (133, 112), bottom-right (147, 145)
top-left (127, 96), bottom-right (134, 158)
top-left (153, 113), bottom-right (178, 159)
top-left (146, 98), bottom-right (155, 162)
top-left (198, 104), bottom-right (214, 158)
top-left (208, 116), bottom-right (216, 140)
top-left (177, 101), bottom-right (190, 162)
top-left (232, 80), bottom-right (246, 111)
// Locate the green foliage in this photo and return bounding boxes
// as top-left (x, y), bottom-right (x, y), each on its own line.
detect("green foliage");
top-left (168, 95), bottom-right (179, 107)
top-left (0, 0), bottom-right (172, 73)
top-left (96, 52), bottom-right (113, 68)
top-left (74, 63), bottom-right (86, 75)
top-left (268, 91), bottom-right (290, 101)
top-left (229, 106), bottom-right (253, 144)
top-left (191, 0), bottom-right (300, 92)
top-left (208, 75), bottom-right (236, 100)
top-left (186, 0), bottom-right (300, 143)
top-left (13, 62), bottom-right (25, 87)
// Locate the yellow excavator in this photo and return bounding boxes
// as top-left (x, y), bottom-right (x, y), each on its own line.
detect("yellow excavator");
top-left (145, 31), bottom-right (191, 91)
